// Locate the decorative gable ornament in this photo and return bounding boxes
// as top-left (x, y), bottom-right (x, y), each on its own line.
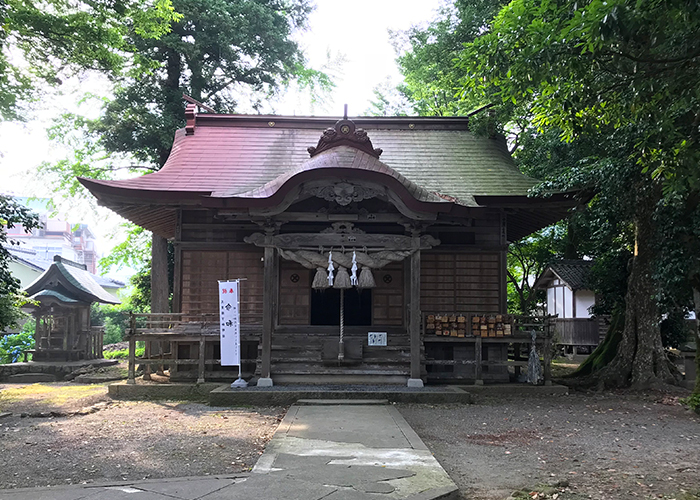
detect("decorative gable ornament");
top-left (307, 118), bottom-right (383, 158)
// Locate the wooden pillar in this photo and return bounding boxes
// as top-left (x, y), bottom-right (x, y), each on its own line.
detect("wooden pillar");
top-left (475, 336), bottom-right (483, 385)
top-left (408, 234), bottom-right (423, 387)
top-left (172, 209), bottom-right (183, 314)
top-left (127, 334), bottom-right (136, 384)
top-left (151, 233), bottom-right (169, 375)
top-left (258, 245), bottom-right (277, 386)
top-left (151, 233), bottom-right (169, 313)
top-left (499, 210), bottom-right (508, 313)
top-left (197, 337), bottom-right (206, 384)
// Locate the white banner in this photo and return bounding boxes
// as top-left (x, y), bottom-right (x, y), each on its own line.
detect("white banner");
top-left (218, 279), bottom-right (240, 366)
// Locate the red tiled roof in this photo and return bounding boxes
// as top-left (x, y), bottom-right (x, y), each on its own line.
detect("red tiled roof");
top-left (79, 113), bottom-right (577, 240)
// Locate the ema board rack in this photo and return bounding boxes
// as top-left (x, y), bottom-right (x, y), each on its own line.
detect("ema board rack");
top-left (425, 313), bottom-right (514, 337)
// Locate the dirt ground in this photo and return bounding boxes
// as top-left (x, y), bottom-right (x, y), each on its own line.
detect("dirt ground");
top-left (0, 382), bottom-right (699, 500)
top-left (400, 391), bottom-right (700, 500)
top-left (0, 383), bottom-right (285, 489)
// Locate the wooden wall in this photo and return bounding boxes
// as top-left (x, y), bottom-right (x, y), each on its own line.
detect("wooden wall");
top-left (373, 262), bottom-right (404, 326)
top-left (421, 252), bottom-right (501, 314)
top-left (181, 249), bottom-right (264, 324)
top-left (279, 261), bottom-right (310, 325)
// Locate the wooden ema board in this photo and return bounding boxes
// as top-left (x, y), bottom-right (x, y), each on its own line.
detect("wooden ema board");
top-left (425, 313), bottom-right (514, 337)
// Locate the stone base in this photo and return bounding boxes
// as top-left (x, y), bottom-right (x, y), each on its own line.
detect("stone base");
top-left (407, 378), bottom-right (424, 388)
top-left (256, 377), bottom-right (273, 387)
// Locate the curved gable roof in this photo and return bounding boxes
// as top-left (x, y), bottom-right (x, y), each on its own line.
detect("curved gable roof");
top-left (79, 113), bottom-right (576, 240)
top-left (25, 257), bottom-right (120, 305)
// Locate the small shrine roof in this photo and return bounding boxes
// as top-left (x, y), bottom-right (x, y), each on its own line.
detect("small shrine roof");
top-left (28, 289), bottom-right (83, 304)
top-left (24, 256), bottom-right (120, 305)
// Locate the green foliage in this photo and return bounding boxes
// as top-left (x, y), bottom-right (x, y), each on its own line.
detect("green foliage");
top-left (680, 393), bottom-right (700, 413)
top-left (507, 224), bottom-right (568, 315)
top-left (104, 346), bottom-right (145, 359)
top-left (0, 195), bottom-right (40, 331)
top-left (391, 0), bottom-right (508, 117)
top-left (1, 0), bottom-right (180, 120)
top-left (99, 224), bottom-right (152, 273)
top-left (0, 328), bottom-right (35, 363)
top-left (91, 303), bottom-right (132, 345)
top-left (81, 0), bottom-right (319, 168)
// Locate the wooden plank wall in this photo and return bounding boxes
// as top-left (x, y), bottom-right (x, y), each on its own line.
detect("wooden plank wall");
top-left (279, 262), bottom-right (310, 325)
top-left (181, 250), bottom-right (264, 324)
top-left (421, 252), bottom-right (501, 314)
top-left (373, 262), bottom-right (404, 326)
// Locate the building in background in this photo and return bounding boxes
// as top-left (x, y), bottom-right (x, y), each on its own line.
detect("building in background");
top-left (534, 259), bottom-right (605, 353)
top-left (4, 198), bottom-right (99, 274)
top-left (7, 246), bottom-right (124, 302)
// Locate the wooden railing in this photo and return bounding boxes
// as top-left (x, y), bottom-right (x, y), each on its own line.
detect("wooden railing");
top-left (422, 313), bottom-right (556, 385)
top-left (125, 313), bottom-right (222, 385)
top-left (551, 318), bottom-right (600, 346)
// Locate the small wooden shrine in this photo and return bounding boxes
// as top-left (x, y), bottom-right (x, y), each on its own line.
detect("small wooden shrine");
top-left (23, 256), bottom-right (119, 361)
top-left (80, 108), bottom-right (575, 386)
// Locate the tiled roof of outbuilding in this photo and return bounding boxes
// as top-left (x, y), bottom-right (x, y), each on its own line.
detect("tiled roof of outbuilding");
top-left (535, 259), bottom-right (594, 291)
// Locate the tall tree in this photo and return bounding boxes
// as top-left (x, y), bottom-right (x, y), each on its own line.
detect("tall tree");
top-left (36, 0), bottom-right (330, 313)
top-left (458, 0), bottom-right (699, 388)
top-left (1, 0), bottom-right (179, 120)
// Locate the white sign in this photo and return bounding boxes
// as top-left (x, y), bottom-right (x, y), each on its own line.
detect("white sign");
top-left (368, 332), bottom-right (387, 346)
top-left (218, 280), bottom-right (240, 366)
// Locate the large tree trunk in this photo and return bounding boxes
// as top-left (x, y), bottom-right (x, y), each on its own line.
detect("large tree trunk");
top-left (570, 189), bottom-right (679, 389)
top-left (151, 233), bottom-right (170, 313)
top-left (148, 233), bottom-right (170, 377)
top-left (692, 287), bottom-right (700, 395)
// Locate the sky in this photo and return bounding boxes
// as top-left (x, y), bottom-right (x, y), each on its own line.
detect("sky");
top-left (0, 0), bottom-right (444, 278)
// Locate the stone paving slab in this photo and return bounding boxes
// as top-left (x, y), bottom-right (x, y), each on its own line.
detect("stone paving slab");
top-left (0, 401), bottom-right (459, 500)
top-left (254, 401), bottom-right (458, 499)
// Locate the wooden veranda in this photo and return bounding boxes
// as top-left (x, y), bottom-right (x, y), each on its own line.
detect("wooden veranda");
top-left (125, 312), bottom-right (555, 386)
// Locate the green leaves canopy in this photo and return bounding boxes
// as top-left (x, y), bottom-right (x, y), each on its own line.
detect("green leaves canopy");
top-left (459, 0), bottom-right (700, 191)
top-left (1, 0), bottom-right (179, 120)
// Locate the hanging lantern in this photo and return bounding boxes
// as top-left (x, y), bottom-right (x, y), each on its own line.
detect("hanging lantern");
top-left (350, 250), bottom-right (358, 286)
top-left (334, 266), bottom-right (352, 289)
top-left (312, 267), bottom-right (329, 289)
top-left (327, 251), bottom-right (335, 287)
top-left (358, 266), bottom-right (376, 288)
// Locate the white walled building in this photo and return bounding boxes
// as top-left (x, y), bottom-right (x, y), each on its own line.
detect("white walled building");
top-left (534, 260), bottom-right (604, 350)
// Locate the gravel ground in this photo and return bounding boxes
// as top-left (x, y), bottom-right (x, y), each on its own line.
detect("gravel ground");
top-left (398, 391), bottom-right (700, 500)
top-left (1, 382), bottom-right (699, 500)
top-left (0, 383), bottom-right (285, 489)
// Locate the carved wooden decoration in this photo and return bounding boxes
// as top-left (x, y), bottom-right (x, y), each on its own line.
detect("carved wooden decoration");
top-left (243, 231), bottom-right (440, 253)
top-left (307, 118), bottom-right (383, 158)
top-left (307, 182), bottom-right (381, 206)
